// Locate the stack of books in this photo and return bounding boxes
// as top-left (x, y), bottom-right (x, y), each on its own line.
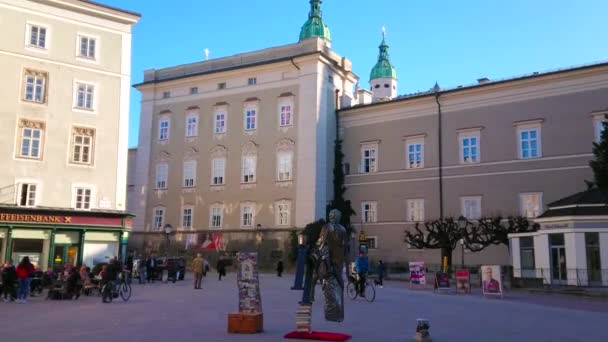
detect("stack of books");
top-left (296, 303), bottom-right (312, 333)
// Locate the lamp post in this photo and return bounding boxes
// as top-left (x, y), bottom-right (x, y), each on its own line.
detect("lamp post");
top-left (164, 224), bottom-right (173, 256)
top-left (457, 216), bottom-right (467, 269)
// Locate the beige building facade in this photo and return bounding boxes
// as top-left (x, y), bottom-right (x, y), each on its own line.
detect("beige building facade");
top-left (0, 0), bottom-right (139, 268)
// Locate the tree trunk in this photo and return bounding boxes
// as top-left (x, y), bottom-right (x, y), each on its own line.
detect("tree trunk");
top-left (441, 247), bottom-right (453, 272)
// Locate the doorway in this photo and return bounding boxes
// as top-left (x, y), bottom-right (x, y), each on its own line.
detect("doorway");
top-left (12, 239), bottom-right (44, 267)
top-left (52, 245), bottom-right (79, 272)
top-left (585, 233), bottom-right (602, 285)
top-left (549, 234), bottom-right (567, 285)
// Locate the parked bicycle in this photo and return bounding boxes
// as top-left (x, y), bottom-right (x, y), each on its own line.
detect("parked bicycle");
top-left (101, 270), bottom-right (131, 303)
top-left (346, 273), bottom-right (376, 302)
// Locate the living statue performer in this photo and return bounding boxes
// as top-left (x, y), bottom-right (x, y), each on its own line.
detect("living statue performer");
top-left (311, 209), bottom-right (348, 322)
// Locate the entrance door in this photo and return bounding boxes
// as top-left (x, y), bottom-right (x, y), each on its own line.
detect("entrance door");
top-left (549, 234), bottom-right (567, 284)
top-left (585, 233), bottom-right (602, 285)
top-left (12, 239), bottom-right (44, 267)
top-left (53, 245), bottom-right (80, 272)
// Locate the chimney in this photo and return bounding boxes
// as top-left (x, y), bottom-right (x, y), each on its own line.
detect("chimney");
top-left (477, 77), bottom-right (490, 84)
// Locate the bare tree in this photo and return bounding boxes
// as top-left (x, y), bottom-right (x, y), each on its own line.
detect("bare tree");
top-left (404, 217), bottom-right (463, 269)
top-left (461, 216), bottom-right (539, 252)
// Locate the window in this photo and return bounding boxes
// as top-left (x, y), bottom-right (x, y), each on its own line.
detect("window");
top-left (71, 127), bottom-right (95, 164)
top-left (517, 124), bottom-right (541, 159)
top-left (276, 201), bottom-right (291, 226)
top-left (182, 207), bottom-right (193, 229)
top-left (18, 183), bottom-right (37, 207)
top-left (594, 116), bottom-right (607, 142)
top-left (211, 158), bottom-right (225, 185)
top-left (78, 35), bottom-right (96, 59)
top-left (210, 206), bottom-right (223, 228)
top-left (459, 133), bottom-right (480, 164)
top-left (159, 119), bottom-right (170, 141)
top-left (162, 91), bottom-right (170, 99)
top-left (361, 144), bottom-right (378, 173)
top-left (406, 199), bottom-right (425, 222)
top-left (241, 205), bottom-right (254, 227)
top-left (185, 114), bottom-right (198, 137)
top-left (20, 126), bottom-right (43, 159)
top-left (190, 87), bottom-right (198, 94)
top-left (28, 24), bottom-right (47, 49)
top-left (74, 187), bottom-right (92, 210)
top-left (248, 77), bottom-right (257, 85)
top-left (585, 233), bottom-right (602, 282)
top-left (23, 69), bottom-right (47, 103)
top-left (520, 193), bottom-right (542, 218)
top-left (406, 138), bottom-right (424, 168)
top-left (361, 202), bottom-right (377, 223)
top-left (153, 207), bottom-right (165, 230)
top-left (461, 196), bottom-right (482, 220)
top-left (155, 163), bottom-right (168, 189)
top-left (520, 237), bottom-right (535, 270)
top-left (214, 112), bottom-right (226, 134)
top-left (242, 156), bottom-right (256, 183)
top-left (183, 160), bottom-right (196, 188)
top-left (245, 107), bottom-right (257, 131)
top-left (366, 237), bottom-right (378, 250)
top-left (280, 105), bottom-right (293, 127)
top-left (75, 83), bottom-right (95, 110)
top-left (277, 151), bottom-right (293, 181)
top-left (217, 82), bottom-right (226, 90)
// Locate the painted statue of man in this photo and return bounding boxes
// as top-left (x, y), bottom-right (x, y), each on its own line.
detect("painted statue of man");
top-left (313, 209), bottom-right (348, 322)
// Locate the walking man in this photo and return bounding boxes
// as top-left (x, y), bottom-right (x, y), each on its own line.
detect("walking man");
top-left (193, 253), bottom-right (204, 289)
top-left (276, 260), bottom-right (284, 277)
top-left (217, 259), bottom-right (226, 281)
top-left (377, 260), bottom-right (385, 288)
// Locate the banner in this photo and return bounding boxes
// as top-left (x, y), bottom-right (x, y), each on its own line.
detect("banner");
top-left (481, 265), bottom-right (503, 298)
top-left (200, 233), bottom-right (223, 250)
top-left (409, 261), bottom-right (426, 285)
top-left (455, 269), bottom-right (471, 294)
top-left (237, 252), bottom-right (263, 313)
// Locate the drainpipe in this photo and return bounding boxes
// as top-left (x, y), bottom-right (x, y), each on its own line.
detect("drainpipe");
top-left (434, 90), bottom-right (444, 219)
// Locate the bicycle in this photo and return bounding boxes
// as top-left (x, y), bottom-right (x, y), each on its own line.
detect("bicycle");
top-left (346, 274), bottom-right (376, 302)
top-left (101, 270), bottom-right (132, 303)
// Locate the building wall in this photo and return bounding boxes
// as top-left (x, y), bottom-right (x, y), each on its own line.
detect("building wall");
top-left (0, 0), bottom-right (137, 211)
top-left (340, 65), bottom-right (608, 265)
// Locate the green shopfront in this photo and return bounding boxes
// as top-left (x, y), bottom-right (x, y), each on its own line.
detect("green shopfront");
top-left (0, 207), bottom-right (132, 270)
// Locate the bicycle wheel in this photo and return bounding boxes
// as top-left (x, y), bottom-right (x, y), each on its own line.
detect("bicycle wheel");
top-left (120, 282), bottom-right (132, 302)
top-left (364, 282), bottom-right (376, 302)
top-left (346, 281), bottom-right (358, 300)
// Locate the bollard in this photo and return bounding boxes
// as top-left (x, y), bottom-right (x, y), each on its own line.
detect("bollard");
top-left (413, 319), bottom-right (431, 342)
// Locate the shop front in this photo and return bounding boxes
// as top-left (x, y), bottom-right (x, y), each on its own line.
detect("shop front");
top-left (0, 206), bottom-right (132, 270)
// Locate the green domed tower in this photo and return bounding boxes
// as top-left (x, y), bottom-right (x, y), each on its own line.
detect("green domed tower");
top-left (370, 28), bottom-right (397, 99)
top-left (299, 0), bottom-right (331, 42)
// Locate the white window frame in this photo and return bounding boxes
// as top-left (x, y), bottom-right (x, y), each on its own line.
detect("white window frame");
top-left (162, 91), bottom-right (171, 99)
top-left (594, 115), bottom-right (607, 143)
top-left (77, 34), bottom-right (97, 60)
top-left (278, 98), bottom-right (294, 127)
top-left (248, 77), bottom-right (257, 86)
top-left (360, 143), bottom-right (378, 173)
top-left (460, 196), bottom-right (482, 220)
top-left (72, 185), bottom-right (95, 211)
top-left (190, 87), bottom-right (198, 94)
top-left (185, 113), bottom-right (198, 137)
top-left (406, 199), bottom-right (425, 222)
top-left (516, 123), bottom-right (542, 159)
top-left (159, 119), bottom-right (170, 141)
top-left (211, 158), bottom-right (226, 185)
top-left (71, 128), bottom-right (95, 165)
top-left (366, 236), bottom-right (378, 250)
top-left (241, 204), bottom-right (255, 228)
top-left (277, 151), bottom-right (293, 181)
top-left (153, 207), bottom-right (165, 230)
top-left (183, 160), bottom-right (197, 188)
top-left (19, 126), bottom-right (43, 159)
top-left (276, 201), bottom-right (291, 227)
top-left (73, 81), bottom-right (96, 111)
top-left (242, 155), bottom-right (257, 183)
top-left (459, 131), bottom-right (480, 164)
top-left (22, 69), bottom-right (47, 104)
top-left (405, 138), bottom-right (424, 169)
top-left (214, 111), bottom-right (227, 134)
top-left (361, 201), bottom-right (377, 223)
top-left (25, 22), bottom-right (50, 51)
top-left (520, 193), bottom-right (543, 218)
top-left (244, 104), bottom-right (257, 131)
top-left (155, 163), bottom-right (168, 190)
top-left (182, 206), bottom-right (193, 229)
top-left (16, 182), bottom-right (39, 207)
top-left (210, 205), bottom-right (224, 229)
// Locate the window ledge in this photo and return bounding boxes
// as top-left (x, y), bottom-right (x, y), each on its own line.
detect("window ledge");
top-left (181, 187), bottom-right (196, 193)
top-left (241, 183), bottom-right (257, 190)
top-left (275, 180), bottom-right (293, 188)
top-left (210, 185), bottom-right (225, 192)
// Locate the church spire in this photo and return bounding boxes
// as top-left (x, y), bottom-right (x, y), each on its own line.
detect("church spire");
top-left (370, 27), bottom-right (397, 81)
top-left (299, 0), bottom-right (331, 42)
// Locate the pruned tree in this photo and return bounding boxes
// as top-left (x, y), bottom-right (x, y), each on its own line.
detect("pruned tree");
top-left (589, 116), bottom-right (608, 192)
top-left (461, 216), bottom-right (539, 252)
top-left (404, 217), bottom-right (463, 269)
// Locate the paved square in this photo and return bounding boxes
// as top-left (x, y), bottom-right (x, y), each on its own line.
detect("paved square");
top-left (1, 274), bottom-right (607, 341)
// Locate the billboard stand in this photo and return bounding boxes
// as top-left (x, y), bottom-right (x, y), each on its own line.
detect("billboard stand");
top-left (409, 261), bottom-right (427, 289)
top-left (481, 265), bottom-right (503, 299)
top-left (433, 272), bottom-right (452, 294)
top-left (455, 269), bottom-right (471, 294)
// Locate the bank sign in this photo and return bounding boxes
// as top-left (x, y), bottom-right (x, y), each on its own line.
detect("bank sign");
top-left (0, 213), bottom-right (72, 224)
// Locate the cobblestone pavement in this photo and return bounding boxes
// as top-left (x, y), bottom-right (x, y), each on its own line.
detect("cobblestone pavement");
top-left (1, 274), bottom-right (607, 342)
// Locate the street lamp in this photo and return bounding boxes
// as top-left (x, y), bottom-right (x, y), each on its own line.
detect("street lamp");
top-left (457, 216), bottom-right (467, 269)
top-left (164, 224), bottom-right (173, 256)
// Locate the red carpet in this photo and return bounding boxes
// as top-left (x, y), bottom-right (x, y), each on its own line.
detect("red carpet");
top-left (284, 331), bottom-right (352, 341)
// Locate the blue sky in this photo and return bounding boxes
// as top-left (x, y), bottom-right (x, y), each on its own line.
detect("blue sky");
top-left (101, 0), bottom-right (608, 147)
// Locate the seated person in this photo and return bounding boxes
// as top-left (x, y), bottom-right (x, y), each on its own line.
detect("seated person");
top-left (66, 267), bottom-right (82, 299)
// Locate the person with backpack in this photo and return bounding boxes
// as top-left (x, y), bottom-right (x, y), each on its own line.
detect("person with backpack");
top-left (1, 260), bottom-right (17, 302)
top-left (16, 256), bottom-right (35, 304)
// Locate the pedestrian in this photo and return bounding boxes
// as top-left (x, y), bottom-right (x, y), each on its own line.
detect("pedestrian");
top-left (1, 259), bottom-right (17, 302)
top-left (377, 260), bottom-right (385, 288)
top-left (138, 256), bottom-right (147, 284)
top-left (146, 254), bottom-right (156, 283)
top-left (192, 253), bottom-right (204, 289)
top-left (203, 259), bottom-right (210, 277)
top-left (66, 266), bottom-right (82, 299)
top-left (217, 259), bottom-right (226, 281)
top-left (125, 252), bottom-right (134, 283)
top-left (276, 260), bottom-right (284, 277)
top-left (16, 256), bottom-right (35, 304)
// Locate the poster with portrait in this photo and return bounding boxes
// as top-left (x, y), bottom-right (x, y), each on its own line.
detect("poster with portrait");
top-left (481, 265), bottom-right (503, 298)
top-left (455, 269), bottom-right (471, 294)
top-left (434, 272), bottom-right (450, 292)
top-left (409, 261), bottom-right (426, 286)
top-left (236, 252), bottom-right (263, 313)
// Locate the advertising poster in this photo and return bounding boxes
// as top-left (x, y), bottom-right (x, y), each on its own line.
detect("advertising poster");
top-left (434, 272), bottom-right (450, 291)
top-left (481, 265), bottom-right (503, 298)
top-left (236, 252), bottom-right (262, 313)
top-left (455, 269), bottom-right (471, 294)
top-left (409, 261), bottom-right (426, 285)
